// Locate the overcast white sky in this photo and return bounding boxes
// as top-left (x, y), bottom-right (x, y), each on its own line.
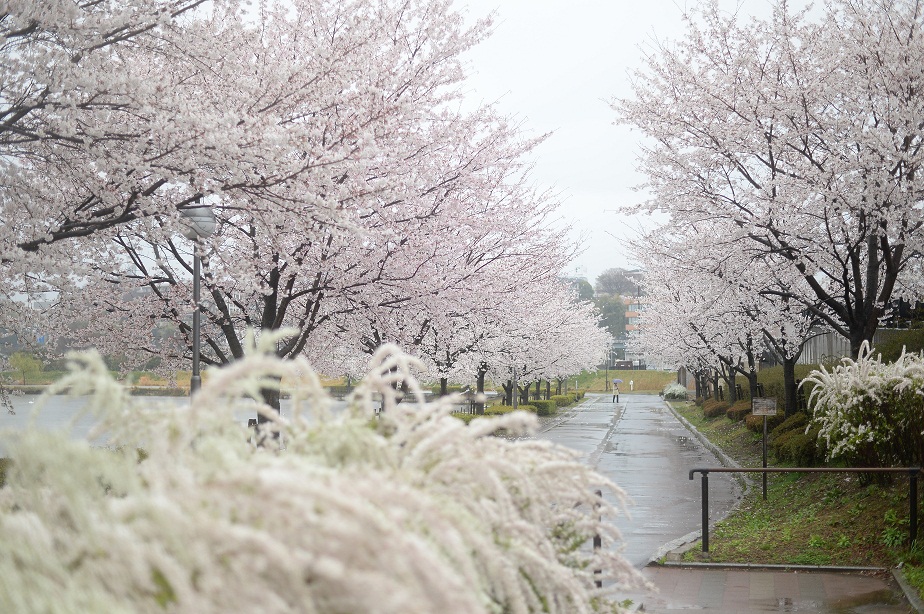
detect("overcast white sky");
top-left (458, 0), bottom-right (781, 286)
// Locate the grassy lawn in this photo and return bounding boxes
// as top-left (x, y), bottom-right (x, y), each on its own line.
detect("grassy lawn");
top-left (574, 369), bottom-right (676, 393)
top-left (669, 401), bottom-right (924, 595)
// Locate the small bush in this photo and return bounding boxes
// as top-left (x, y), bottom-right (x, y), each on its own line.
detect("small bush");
top-left (662, 383), bottom-right (688, 400)
top-left (530, 400), bottom-right (557, 416)
top-left (725, 400), bottom-right (751, 422)
top-left (455, 405), bottom-right (538, 421)
top-left (770, 412), bottom-right (808, 439)
top-left (745, 412), bottom-right (784, 433)
top-left (805, 342), bottom-right (924, 466)
top-left (774, 426), bottom-right (824, 465)
top-left (485, 404), bottom-right (535, 415)
top-left (550, 395), bottom-right (573, 408)
top-left (702, 399), bottom-right (730, 419)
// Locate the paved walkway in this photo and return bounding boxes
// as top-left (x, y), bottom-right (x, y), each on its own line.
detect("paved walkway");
top-left (627, 565), bottom-right (915, 613)
top-left (542, 394), bottom-right (922, 613)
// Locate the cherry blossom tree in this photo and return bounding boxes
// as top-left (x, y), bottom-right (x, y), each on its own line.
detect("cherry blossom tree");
top-left (14, 0), bottom-right (602, 419)
top-left (617, 0), bottom-right (924, 358)
top-left (1, 0), bottom-right (492, 260)
top-left (631, 221), bottom-right (822, 414)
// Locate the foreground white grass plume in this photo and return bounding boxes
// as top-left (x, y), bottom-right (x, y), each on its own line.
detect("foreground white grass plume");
top-left (0, 337), bottom-right (642, 613)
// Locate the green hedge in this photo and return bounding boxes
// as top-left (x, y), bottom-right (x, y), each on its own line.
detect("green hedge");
top-left (770, 412), bottom-right (809, 439)
top-left (745, 412), bottom-right (785, 433)
top-left (767, 412), bottom-right (824, 465)
top-left (725, 400), bottom-right (751, 422)
top-left (530, 400), bottom-right (557, 416)
top-left (702, 399), bottom-right (730, 419)
top-left (773, 426), bottom-right (824, 465)
top-left (485, 405), bottom-right (536, 415)
top-left (550, 395), bottom-right (573, 408)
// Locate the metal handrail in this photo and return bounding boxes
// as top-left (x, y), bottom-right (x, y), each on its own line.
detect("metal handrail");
top-left (689, 466), bottom-right (920, 552)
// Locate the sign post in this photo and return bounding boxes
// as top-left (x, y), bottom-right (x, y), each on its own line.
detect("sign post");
top-left (752, 397), bottom-right (778, 500)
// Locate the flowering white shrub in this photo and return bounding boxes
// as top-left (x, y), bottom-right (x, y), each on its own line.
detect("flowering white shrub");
top-left (0, 336), bottom-right (641, 613)
top-left (804, 341), bottom-right (924, 466)
top-left (661, 383), bottom-right (688, 400)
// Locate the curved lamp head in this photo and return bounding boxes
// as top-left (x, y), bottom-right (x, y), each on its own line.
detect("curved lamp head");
top-left (180, 205), bottom-right (217, 240)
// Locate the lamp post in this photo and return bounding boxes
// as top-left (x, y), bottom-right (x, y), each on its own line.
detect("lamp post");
top-left (180, 204), bottom-right (216, 394)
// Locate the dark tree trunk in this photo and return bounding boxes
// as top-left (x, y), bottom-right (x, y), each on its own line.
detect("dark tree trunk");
top-left (783, 356), bottom-right (799, 417)
top-left (721, 362), bottom-right (737, 404)
top-left (747, 369), bottom-right (758, 400)
top-left (259, 378), bottom-right (281, 424)
top-left (743, 340), bottom-right (759, 399)
top-left (534, 380), bottom-right (541, 400)
top-left (502, 380), bottom-right (513, 405)
top-left (545, 380), bottom-right (551, 400)
top-left (474, 363), bottom-right (487, 415)
top-left (439, 377), bottom-right (448, 397)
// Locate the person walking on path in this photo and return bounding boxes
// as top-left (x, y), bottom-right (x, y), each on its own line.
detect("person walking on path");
top-left (612, 382), bottom-right (619, 403)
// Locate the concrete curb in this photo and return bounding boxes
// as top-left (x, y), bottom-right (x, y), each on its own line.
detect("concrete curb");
top-left (657, 560), bottom-right (886, 573)
top-left (893, 567), bottom-right (924, 613)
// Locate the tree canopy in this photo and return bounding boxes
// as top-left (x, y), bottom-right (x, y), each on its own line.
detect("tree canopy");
top-left (617, 0), bottom-right (924, 359)
top-left (1, 0), bottom-right (606, 395)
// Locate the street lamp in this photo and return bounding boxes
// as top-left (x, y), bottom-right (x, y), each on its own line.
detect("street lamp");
top-left (180, 204), bottom-right (216, 394)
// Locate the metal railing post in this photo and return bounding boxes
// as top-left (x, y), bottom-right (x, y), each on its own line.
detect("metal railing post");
top-left (594, 489), bottom-right (602, 588)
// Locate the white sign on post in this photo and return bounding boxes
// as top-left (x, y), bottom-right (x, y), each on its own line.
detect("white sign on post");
top-left (752, 398), bottom-right (777, 416)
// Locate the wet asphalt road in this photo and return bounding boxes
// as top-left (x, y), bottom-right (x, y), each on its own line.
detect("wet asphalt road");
top-left (537, 392), bottom-right (741, 568)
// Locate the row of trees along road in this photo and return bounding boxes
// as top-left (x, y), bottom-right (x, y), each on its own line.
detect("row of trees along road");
top-left (0, 0), bottom-right (609, 412)
top-left (618, 0), bottom-right (924, 416)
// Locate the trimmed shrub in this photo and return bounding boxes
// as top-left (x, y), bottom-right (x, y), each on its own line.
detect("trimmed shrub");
top-left (773, 426), bottom-right (824, 466)
top-left (725, 400), bottom-right (751, 422)
top-left (551, 395), bottom-right (573, 408)
top-left (531, 400), bottom-right (557, 417)
top-left (745, 412), bottom-right (784, 433)
top-left (702, 399), bottom-right (730, 419)
top-left (485, 404), bottom-right (536, 415)
top-left (770, 412), bottom-right (808, 439)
